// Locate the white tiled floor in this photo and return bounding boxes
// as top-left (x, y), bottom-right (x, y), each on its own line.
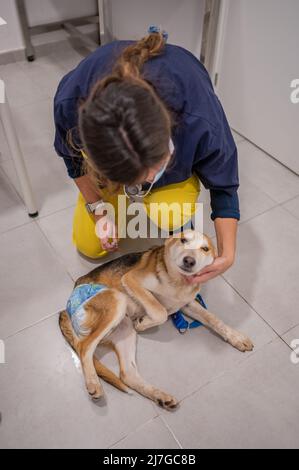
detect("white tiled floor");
top-left (0, 42), bottom-right (299, 449)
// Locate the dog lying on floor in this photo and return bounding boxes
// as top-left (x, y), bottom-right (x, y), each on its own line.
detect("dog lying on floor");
top-left (59, 230), bottom-right (253, 409)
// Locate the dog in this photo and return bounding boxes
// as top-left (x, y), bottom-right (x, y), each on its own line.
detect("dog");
top-left (59, 230), bottom-right (253, 409)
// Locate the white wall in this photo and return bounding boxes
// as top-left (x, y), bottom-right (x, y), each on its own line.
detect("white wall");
top-left (218, 0), bottom-right (299, 174)
top-left (0, 0), bottom-right (97, 54)
top-left (23, 0), bottom-right (97, 26)
top-left (102, 0), bottom-right (205, 57)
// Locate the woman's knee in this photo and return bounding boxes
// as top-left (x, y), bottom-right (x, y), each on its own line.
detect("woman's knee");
top-left (72, 193), bottom-right (108, 259)
top-left (72, 216), bottom-right (107, 259)
top-left (151, 211), bottom-right (193, 232)
top-left (145, 199), bottom-right (196, 232)
top-left (144, 174), bottom-right (200, 231)
top-left (73, 236), bottom-right (107, 260)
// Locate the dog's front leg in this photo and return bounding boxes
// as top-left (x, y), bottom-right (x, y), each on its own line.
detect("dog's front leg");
top-left (121, 271), bottom-right (167, 332)
top-left (182, 300), bottom-right (254, 352)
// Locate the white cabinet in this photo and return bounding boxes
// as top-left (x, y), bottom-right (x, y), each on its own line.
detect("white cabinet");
top-left (218, 0), bottom-right (299, 174)
top-left (99, 0), bottom-right (205, 57)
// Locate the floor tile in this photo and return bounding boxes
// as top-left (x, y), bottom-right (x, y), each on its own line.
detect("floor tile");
top-left (0, 168), bottom-right (32, 234)
top-left (16, 39), bottom-right (90, 100)
top-left (281, 196), bottom-right (299, 220)
top-left (0, 119), bottom-right (11, 163)
top-left (18, 54), bottom-right (69, 100)
top-left (223, 206), bottom-right (299, 335)
top-left (49, 44), bottom-right (87, 74)
top-left (238, 174), bottom-right (277, 222)
top-left (111, 417), bottom-right (180, 449)
top-left (282, 324), bottom-right (299, 350)
top-left (0, 97), bottom-right (79, 218)
top-left (0, 315), bottom-right (156, 449)
top-left (238, 141), bottom-right (299, 203)
top-left (37, 205), bottom-right (100, 281)
top-left (231, 129), bottom-right (245, 144)
top-left (0, 62), bottom-right (47, 108)
top-left (162, 338), bottom-right (299, 449)
top-left (0, 222), bottom-right (73, 338)
top-left (1, 146), bottom-right (78, 218)
top-left (198, 166), bottom-right (277, 238)
top-left (9, 99), bottom-right (55, 155)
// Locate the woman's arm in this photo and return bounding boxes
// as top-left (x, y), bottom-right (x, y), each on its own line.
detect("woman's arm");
top-left (74, 174), bottom-right (118, 252)
top-left (214, 217), bottom-right (237, 263)
top-left (74, 174), bottom-right (102, 204)
top-left (190, 98), bottom-right (240, 282)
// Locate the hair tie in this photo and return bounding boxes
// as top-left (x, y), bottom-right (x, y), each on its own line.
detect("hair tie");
top-left (147, 24), bottom-right (168, 42)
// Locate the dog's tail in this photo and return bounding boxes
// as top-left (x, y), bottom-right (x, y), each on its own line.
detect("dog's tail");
top-left (58, 310), bottom-right (128, 393)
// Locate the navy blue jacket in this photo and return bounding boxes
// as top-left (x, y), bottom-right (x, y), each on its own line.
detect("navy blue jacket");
top-left (54, 40), bottom-right (240, 220)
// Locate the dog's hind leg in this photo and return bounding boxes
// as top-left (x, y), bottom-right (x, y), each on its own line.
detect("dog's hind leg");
top-left (109, 316), bottom-right (179, 410)
top-left (77, 289), bottom-right (128, 399)
top-left (182, 300), bottom-right (254, 352)
top-left (59, 310), bottom-right (128, 393)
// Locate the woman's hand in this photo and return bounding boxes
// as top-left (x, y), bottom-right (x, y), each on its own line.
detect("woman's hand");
top-left (186, 218), bottom-right (238, 284)
top-left (184, 254), bottom-right (234, 284)
top-left (94, 213), bottom-right (119, 252)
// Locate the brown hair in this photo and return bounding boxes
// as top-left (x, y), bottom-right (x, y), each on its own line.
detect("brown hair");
top-left (77, 31), bottom-right (173, 194)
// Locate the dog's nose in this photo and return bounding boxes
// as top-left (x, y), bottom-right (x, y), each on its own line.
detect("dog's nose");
top-left (183, 256), bottom-right (196, 269)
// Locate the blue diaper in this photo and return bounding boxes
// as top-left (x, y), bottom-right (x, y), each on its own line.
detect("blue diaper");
top-left (66, 283), bottom-right (108, 336)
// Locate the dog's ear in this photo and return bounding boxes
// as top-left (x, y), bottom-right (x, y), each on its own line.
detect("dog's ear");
top-left (164, 234), bottom-right (179, 249)
top-left (148, 244), bottom-right (160, 251)
top-left (171, 232), bottom-right (183, 239)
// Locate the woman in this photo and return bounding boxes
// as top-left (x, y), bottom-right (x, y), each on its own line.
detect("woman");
top-left (54, 28), bottom-right (239, 285)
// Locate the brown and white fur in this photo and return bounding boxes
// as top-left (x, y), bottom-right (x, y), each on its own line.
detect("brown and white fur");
top-left (59, 230), bottom-right (253, 409)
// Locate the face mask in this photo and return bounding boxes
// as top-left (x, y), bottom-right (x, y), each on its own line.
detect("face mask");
top-left (151, 160), bottom-right (168, 184)
top-left (146, 137), bottom-right (174, 184)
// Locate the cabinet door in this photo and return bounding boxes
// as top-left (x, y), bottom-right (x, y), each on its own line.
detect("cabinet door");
top-left (218, 0), bottom-right (299, 174)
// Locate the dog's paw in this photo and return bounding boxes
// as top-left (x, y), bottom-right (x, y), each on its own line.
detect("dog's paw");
top-left (227, 330), bottom-right (254, 352)
top-left (153, 390), bottom-right (179, 411)
top-left (134, 317), bottom-right (146, 332)
top-left (86, 380), bottom-right (104, 400)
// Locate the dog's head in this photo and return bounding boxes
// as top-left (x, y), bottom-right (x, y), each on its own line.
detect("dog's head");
top-left (164, 230), bottom-right (216, 279)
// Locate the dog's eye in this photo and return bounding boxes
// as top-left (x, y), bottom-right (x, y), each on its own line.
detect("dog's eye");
top-left (201, 246), bottom-right (209, 252)
top-left (181, 238), bottom-right (187, 244)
